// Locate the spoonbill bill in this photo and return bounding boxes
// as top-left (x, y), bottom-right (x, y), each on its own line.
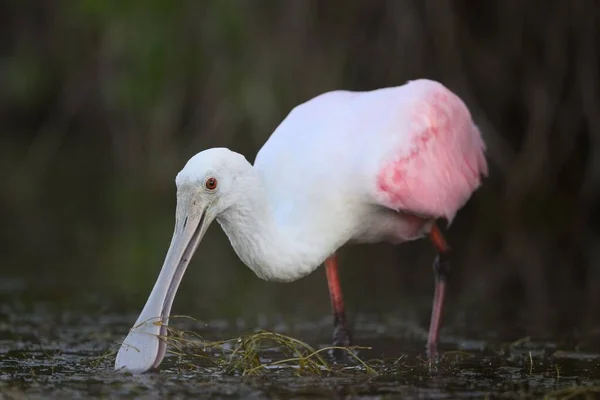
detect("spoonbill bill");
top-left (115, 79), bottom-right (488, 373)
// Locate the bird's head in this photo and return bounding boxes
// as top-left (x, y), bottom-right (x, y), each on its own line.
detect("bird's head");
top-left (176, 147), bottom-right (252, 218)
top-left (115, 147), bottom-right (252, 373)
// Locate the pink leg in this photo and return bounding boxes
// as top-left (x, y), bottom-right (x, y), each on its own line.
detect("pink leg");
top-left (325, 254), bottom-right (352, 347)
top-left (427, 223), bottom-right (450, 356)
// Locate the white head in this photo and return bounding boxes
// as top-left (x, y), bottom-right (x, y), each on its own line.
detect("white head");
top-left (175, 148), bottom-right (252, 218)
top-left (115, 148), bottom-right (252, 373)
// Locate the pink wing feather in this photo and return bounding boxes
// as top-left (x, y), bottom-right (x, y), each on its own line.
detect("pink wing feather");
top-left (375, 80), bottom-right (488, 223)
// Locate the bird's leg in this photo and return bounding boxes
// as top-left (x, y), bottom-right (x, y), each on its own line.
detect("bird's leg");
top-left (427, 223), bottom-right (451, 357)
top-left (325, 254), bottom-right (352, 348)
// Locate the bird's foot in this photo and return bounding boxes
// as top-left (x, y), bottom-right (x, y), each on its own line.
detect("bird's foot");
top-left (330, 324), bottom-right (352, 362)
top-left (333, 324), bottom-right (352, 347)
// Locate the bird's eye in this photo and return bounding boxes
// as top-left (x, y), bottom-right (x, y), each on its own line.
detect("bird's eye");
top-left (205, 177), bottom-right (218, 191)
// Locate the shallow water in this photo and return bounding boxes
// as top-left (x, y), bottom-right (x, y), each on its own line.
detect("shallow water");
top-left (2, 283), bottom-right (600, 399)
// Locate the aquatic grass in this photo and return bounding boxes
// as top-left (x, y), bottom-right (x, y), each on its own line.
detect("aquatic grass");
top-left (90, 315), bottom-right (374, 376)
top-left (162, 325), bottom-right (375, 376)
top-left (88, 347), bottom-right (118, 370)
top-left (88, 315), bottom-right (481, 378)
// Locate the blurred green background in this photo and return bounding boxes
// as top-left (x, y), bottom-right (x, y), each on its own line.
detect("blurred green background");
top-left (1, 0), bottom-right (598, 337)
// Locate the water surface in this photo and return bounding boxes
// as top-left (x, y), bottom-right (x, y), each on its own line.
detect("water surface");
top-left (2, 279), bottom-right (600, 399)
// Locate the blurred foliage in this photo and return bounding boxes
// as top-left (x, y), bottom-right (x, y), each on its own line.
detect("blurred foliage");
top-left (1, 0), bottom-right (600, 335)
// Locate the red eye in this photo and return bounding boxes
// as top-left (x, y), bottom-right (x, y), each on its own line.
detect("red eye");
top-left (205, 177), bottom-right (218, 190)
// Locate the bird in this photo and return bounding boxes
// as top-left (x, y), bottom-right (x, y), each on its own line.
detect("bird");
top-left (114, 79), bottom-right (488, 373)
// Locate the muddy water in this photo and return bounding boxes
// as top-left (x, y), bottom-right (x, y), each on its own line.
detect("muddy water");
top-left (2, 283), bottom-right (600, 399)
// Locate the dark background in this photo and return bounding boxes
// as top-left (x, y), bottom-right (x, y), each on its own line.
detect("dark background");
top-left (1, 0), bottom-right (599, 340)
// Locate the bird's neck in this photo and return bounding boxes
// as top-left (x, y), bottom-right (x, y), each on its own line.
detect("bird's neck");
top-left (215, 169), bottom-right (327, 282)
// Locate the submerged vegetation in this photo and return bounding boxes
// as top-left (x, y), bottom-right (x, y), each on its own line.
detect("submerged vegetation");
top-left (96, 317), bottom-right (375, 377)
top-left (164, 327), bottom-right (375, 376)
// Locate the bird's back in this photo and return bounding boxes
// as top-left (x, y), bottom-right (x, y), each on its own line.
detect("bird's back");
top-left (254, 79), bottom-right (487, 244)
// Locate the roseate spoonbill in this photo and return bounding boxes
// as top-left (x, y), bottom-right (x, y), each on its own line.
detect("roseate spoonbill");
top-left (115, 79), bottom-right (488, 373)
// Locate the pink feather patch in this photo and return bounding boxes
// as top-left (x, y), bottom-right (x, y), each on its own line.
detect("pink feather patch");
top-left (376, 83), bottom-right (488, 223)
